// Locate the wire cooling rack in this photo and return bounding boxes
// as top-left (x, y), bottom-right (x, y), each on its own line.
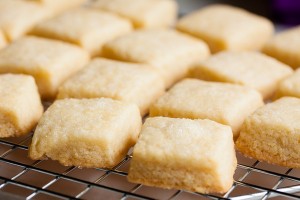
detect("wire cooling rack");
top-left (0, 128), bottom-right (300, 200)
top-left (1, 1), bottom-right (300, 200)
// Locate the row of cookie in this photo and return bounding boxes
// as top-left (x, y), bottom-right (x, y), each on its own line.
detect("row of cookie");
top-left (0, 1), bottom-right (279, 58)
top-left (0, 35), bottom-right (298, 108)
top-left (0, 2), bottom-right (298, 101)
top-left (28, 78), bottom-right (300, 194)
top-left (2, 1), bottom-right (299, 70)
top-left (2, 73), bottom-right (298, 194)
top-left (1, 66), bottom-right (298, 195)
top-left (128, 94), bottom-right (300, 194)
top-left (29, 97), bottom-right (237, 194)
top-left (1, 53), bottom-right (298, 139)
top-left (0, 59), bottom-right (237, 193)
top-left (0, 0), bottom-right (177, 48)
top-left (0, 26), bottom-right (299, 136)
top-left (3, 1), bottom-right (268, 54)
top-left (0, 27), bottom-right (298, 102)
top-left (177, 4), bottom-right (300, 69)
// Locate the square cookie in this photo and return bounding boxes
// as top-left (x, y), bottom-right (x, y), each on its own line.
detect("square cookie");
top-left (236, 97), bottom-right (300, 168)
top-left (31, 8), bottom-right (132, 56)
top-left (88, 0), bottom-right (177, 29)
top-left (276, 69), bottom-right (300, 99)
top-left (57, 58), bottom-right (165, 116)
top-left (190, 51), bottom-right (293, 99)
top-left (29, 98), bottom-right (142, 168)
top-left (128, 117), bottom-right (237, 194)
top-left (0, 36), bottom-right (90, 99)
top-left (150, 79), bottom-right (264, 138)
top-left (0, 0), bottom-right (49, 41)
top-left (0, 74), bottom-right (43, 138)
top-left (103, 29), bottom-right (210, 88)
top-left (176, 4), bottom-right (274, 53)
top-left (263, 26), bottom-right (300, 69)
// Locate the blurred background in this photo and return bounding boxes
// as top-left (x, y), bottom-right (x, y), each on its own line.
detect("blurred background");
top-left (177, 0), bottom-right (300, 26)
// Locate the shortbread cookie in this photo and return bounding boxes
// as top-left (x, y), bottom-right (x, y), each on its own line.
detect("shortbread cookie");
top-left (88, 0), bottom-right (177, 29)
top-left (276, 69), bottom-right (300, 99)
top-left (177, 4), bottom-right (274, 53)
top-left (0, 36), bottom-right (90, 99)
top-left (31, 8), bottom-right (132, 56)
top-left (263, 26), bottom-right (300, 69)
top-left (57, 58), bottom-right (164, 116)
top-left (30, 0), bottom-right (86, 16)
top-left (150, 79), bottom-right (263, 138)
top-left (190, 51), bottom-right (293, 99)
top-left (0, 74), bottom-right (43, 138)
top-left (128, 117), bottom-right (236, 194)
top-left (29, 98), bottom-right (142, 168)
top-left (103, 29), bottom-right (210, 87)
top-left (236, 97), bottom-right (300, 168)
top-left (0, 0), bottom-right (49, 41)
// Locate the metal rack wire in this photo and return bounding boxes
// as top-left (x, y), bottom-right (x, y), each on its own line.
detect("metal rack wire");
top-left (0, 130), bottom-right (300, 200)
top-left (0, 1), bottom-right (300, 199)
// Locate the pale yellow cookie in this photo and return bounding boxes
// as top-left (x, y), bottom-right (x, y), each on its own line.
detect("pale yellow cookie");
top-left (276, 69), bottom-right (300, 99)
top-left (88, 0), bottom-right (177, 29)
top-left (0, 36), bottom-right (90, 99)
top-left (236, 97), bottom-right (300, 168)
top-left (103, 29), bottom-right (210, 88)
top-left (58, 58), bottom-right (164, 116)
top-left (0, 0), bottom-right (49, 41)
top-left (128, 117), bottom-right (236, 194)
top-left (0, 74), bottom-right (43, 138)
top-left (190, 51), bottom-right (293, 99)
top-left (29, 98), bottom-right (142, 168)
top-left (263, 26), bottom-right (300, 69)
top-left (29, 0), bottom-right (86, 16)
top-left (150, 79), bottom-right (263, 139)
top-left (177, 4), bottom-right (274, 53)
top-left (31, 8), bottom-right (132, 56)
